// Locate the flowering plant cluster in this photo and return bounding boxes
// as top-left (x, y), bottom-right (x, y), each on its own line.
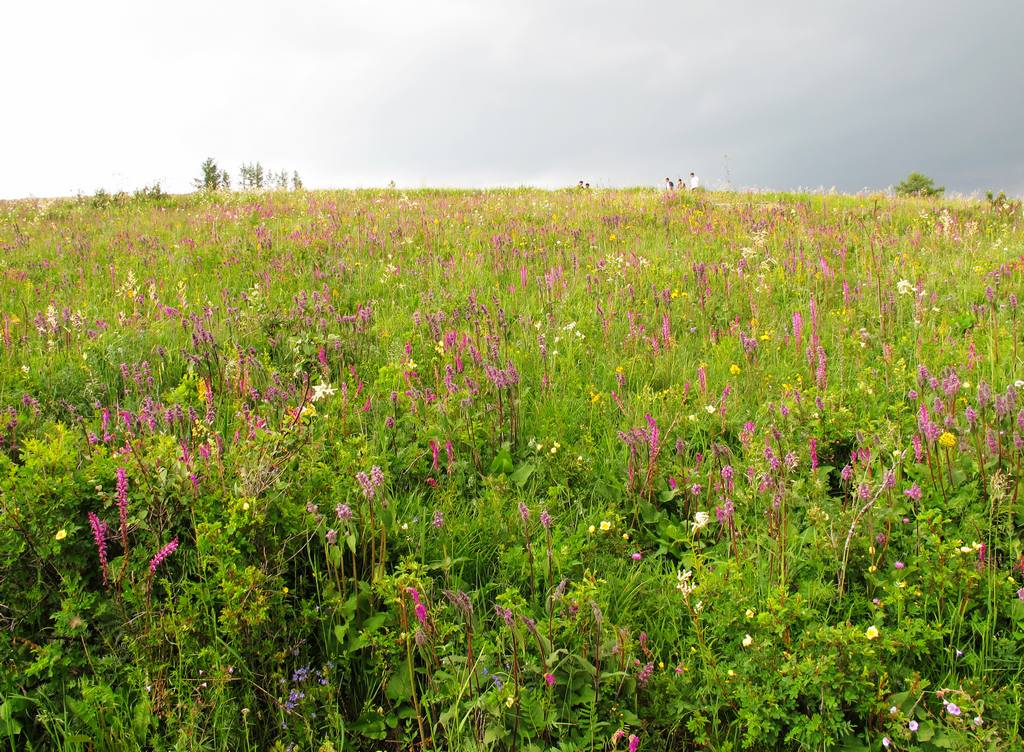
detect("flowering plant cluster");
top-left (0, 188), bottom-right (1022, 750)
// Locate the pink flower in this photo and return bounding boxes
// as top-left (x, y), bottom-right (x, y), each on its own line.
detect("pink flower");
top-left (628, 734), bottom-right (640, 752)
top-left (408, 587), bottom-right (428, 627)
top-left (149, 537), bottom-right (179, 574)
top-left (88, 512), bottom-right (109, 584)
top-left (631, 552), bottom-right (642, 561)
top-left (116, 467), bottom-right (129, 551)
top-left (544, 672), bottom-right (555, 687)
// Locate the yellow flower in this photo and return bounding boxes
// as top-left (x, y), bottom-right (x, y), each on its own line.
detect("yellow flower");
top-left (745, 608), bottom-right (755, 619)
top-left (622, 533), bottom-right (630, 541)
top-left (600, 520), bottom-right (612, 531)
top-left (55, 529), bottom-right (67, 541)
top-left (742, 634), bottom-right (753, 647)
top-left (938, 432), bottom-right (956, 449)
top-left (505, 695), bottom-right (515, 708)
top-left (730, 364), bottom-right (741, 375)
top-left (588, 524), bottom-right (596, 534)
top-left (242, 501), bottom-right (250, 511)
top-left (868, 565), bottom-right (877, 573)
top-left (282, 587), bottom-right (289, 595)
top-left (865, 625), bottom-right (879, 640)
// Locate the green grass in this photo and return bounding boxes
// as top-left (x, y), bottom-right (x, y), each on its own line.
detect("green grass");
top-left (0, 187), bottom-right (1022, 751)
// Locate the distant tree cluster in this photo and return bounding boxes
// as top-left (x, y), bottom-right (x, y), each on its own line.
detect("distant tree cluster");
top-left (895, 172), bottom-right (944, 198)
top-left (194, 158), bottom-right (302, 192)
top-left (194, 158), bottom-right (232, 191)
top-left (89, 182), bottom-right (167, 208)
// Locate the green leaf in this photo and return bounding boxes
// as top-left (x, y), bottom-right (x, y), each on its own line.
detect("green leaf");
top-left (385, 669), bottom-right (412, 700)
top-left (915, 720), bottom-right (934, 742)
top-left (510, 462), bottom-right (535, 487)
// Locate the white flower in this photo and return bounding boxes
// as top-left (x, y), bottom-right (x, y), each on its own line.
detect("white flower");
top-left (676, 569), bottom-right (696, 596)
top-left (311, 382), bottom-right (336, 402)
top-left (742, 634), bottom-right (753, 647)
top-left (692, 511), bottom-right (711, 534)
top-left (705, 404), bottom-right (717, 414)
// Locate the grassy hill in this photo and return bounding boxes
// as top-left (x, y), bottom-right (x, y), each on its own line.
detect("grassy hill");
top-left (1, 188), bottom-right (1022, 750)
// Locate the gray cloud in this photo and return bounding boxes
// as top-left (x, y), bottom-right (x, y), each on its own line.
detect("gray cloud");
top-left (2, 0), bottom-right (1021, 197)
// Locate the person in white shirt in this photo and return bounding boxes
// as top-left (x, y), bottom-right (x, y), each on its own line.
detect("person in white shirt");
top-left (689, 172), bottom-right (700, 190)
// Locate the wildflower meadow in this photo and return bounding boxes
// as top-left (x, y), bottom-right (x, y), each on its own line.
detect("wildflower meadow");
top-left (1, 187), bottom-right (1022, 751)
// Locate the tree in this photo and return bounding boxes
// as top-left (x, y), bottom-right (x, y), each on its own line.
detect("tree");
top-left (194, 158), bottom-right (225, 191)
top-left (292, 171), bottom-right (303, 190)
top-left (895, 172), bottom-right (944, 198)
top-left (239, 162), bottom-right (265, 190)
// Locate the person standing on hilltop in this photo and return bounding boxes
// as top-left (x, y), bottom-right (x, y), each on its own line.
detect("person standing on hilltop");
top-left (678, 177), bottom-right (686, 191)
top-left (665, 177), bottom-right (674, 191)
top-left (689, 171), bottom-right (700, 190)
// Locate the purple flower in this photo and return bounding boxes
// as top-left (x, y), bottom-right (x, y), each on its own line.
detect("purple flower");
top-left (540, 509), bottom-right (552, 529)
top-left (946, 702), bottom-right (962, 717)
top-left (716, 500), bottom-right (734, 524)
top-left (432, 510), bottom-right (444, 528)
top-left (544, 672), bottom-right (555, 687)
top-left (88, 512), bottom-right (109, 585)
top-left (370, 465), bottom-right (385, 487)
top-left (495, 605), bottom-right (514, 626)
top-left (631, 552), bottom-right (642, 561)
top-left (894, 561), bottom-right (905, 570)
top-left (335, 503), bottom-right (352, 521)
top-left (116, 467), bottom-right (129, 551)
top-left (149, 537), bottom-right (179, 574)
top-left (355, 471), bottom-right (374, 499)
top-left (908, 720), bottom-right (919, 732)
top-left (904, 484), bottom-right (922, 501)
top-left (518, 502), bottom-right (529, 522)
top-left (326, 529), bottom-right (338, 545)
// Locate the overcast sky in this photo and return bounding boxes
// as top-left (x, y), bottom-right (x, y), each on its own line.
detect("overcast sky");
top-left (3, 0), bottom-right (1022, 198)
